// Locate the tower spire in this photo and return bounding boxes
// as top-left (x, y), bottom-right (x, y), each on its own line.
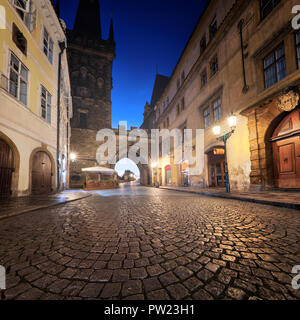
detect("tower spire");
top-left (73, 0), bottom-right (102, 39)
top-left (109, 17), bottom-right (114, 42)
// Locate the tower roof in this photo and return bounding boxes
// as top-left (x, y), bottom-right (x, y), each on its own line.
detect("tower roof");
top-left (73, 0), bottom-right (102, 39)
top-left (150, 74), bottom-right (169, 107)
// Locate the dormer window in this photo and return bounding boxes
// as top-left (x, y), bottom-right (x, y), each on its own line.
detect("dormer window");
top-left (260, 0), bottom-right (281, 21)
top-left (209, 15), bottom-right (217, 40)
top-left (200, 35), bottom-right (206, 55)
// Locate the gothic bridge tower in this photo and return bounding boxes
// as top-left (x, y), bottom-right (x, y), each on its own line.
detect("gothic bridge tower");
top-left (65, 0), bottom-right (116, 187)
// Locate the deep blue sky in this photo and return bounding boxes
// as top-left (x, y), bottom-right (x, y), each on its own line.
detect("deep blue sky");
top-left (58, 0), bottom-right (208, 129)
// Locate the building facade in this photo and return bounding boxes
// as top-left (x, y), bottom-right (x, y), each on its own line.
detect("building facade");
top-left (66, 0), bottom-right (116, 189)
top-left (0, 0), bottom-right (72, 197)
top-left (145, 0), bottom-right (300, 191)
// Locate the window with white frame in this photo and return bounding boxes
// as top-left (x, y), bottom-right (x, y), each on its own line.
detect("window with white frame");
top-left (12, 0), bottom-right (36, 31)
top-left (41, 86), bottom-right (52, 123)
top-left (43, 28), bottom-right (54, 64)
top-left (9, 52), bottom-right (28, 105)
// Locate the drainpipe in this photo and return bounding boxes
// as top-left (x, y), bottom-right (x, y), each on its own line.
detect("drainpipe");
top-left (238, 19), bottom-right (249, 94)
top-left (57, 40), bottom-right (66, 193)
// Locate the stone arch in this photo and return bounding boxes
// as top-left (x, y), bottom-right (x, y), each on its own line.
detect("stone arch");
top-left (0, 131), bottom-right (20, 197)
top-left (204, 144), bottom-right (226, 188)
top-left (263, 109), bottom-right (292, 188)
top-left (264, 106), bottom-right (300, 188)
top-left (29, 147), bottom-right (56, 194)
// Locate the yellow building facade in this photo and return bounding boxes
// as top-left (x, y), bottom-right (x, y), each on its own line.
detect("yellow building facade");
top-left (152, 0), bottom-right (300, 191)
top-left (0, 0), bottom-right (72, 196)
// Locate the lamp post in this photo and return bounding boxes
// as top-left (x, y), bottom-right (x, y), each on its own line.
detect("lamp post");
top-left (213, 114), bottom-right (237, 193)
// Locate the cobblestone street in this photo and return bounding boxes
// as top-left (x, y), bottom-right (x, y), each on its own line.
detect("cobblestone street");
top-left (0, 184), bottom-right (299, 300)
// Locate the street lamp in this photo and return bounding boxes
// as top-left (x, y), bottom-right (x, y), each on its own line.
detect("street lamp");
top-left (213, 113), bottom-right (237, 193)
top-left (70, 153), bottom-right (77, 162)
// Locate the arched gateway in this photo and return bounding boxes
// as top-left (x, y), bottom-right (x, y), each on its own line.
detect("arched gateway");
top-left (31, 151), bottom-right (53, 195)
top-left (0, 139), bottom-right (14, 197)
top-left (271, 108), bottom-right (300, 189)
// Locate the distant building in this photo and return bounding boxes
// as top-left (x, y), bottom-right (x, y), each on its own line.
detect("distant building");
top-left (148, 0), bottom-right (300, 191)
top-left (122, 170), bottom-right (136, 182)
top-left (141, 74), bottom-right (169, 130)
top-left (0, 0), bottom-right (72, 196)
top-left (65, 0), bottom-right (116, 188)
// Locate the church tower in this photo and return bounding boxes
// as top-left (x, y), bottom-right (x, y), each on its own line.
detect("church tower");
top-left (67, 0), bottom-right (115, 131)
top-left (65, 0), bottom-right (116, 187)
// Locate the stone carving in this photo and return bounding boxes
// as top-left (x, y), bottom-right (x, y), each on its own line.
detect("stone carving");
top-left (277, 90), bottom-right (299, 112)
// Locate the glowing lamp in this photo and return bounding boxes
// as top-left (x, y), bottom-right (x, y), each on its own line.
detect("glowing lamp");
top-left (213, 125), bottom-right (221, 136)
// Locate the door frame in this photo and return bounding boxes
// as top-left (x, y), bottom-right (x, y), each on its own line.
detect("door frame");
top-left (0, 132), bottom-right (20, 197)
top-left (29, 147), bottom-right (55, 195)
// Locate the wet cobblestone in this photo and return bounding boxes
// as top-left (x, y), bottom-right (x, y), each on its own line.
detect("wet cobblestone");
top-left (0, 186), bottom-right (299, 300)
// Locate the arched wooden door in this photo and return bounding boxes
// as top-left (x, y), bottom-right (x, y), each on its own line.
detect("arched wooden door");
top-left (32, 151), bottom-right (52, 195)
top-left (0, 139), bottom-right (14, 197)
top-left (272, 108), bottom-right (300, 189)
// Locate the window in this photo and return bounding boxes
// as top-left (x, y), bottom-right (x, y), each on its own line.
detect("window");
top-left (12, 23), bottom-right (27, 55)
top-left (296, 31), bottom-right (300, 69)
top-left (167, 117), bottom-right (170, 128)
top-left (210, 55), bottom-right (218, 76)
top-left (9, 52), bottom-right (28, 105)
top-left (200, 35), bottom-right (206, 55)
top-left (204, 107), bottom-right (210, 129)
top-left (177, 79), bottom-right (180, 89)
top-left (213, 98), bottom-right (222, 123)
top-left (263, 43), bottom-right (286, 89)
top-left (201, 69), bottom-right (207, 88)
top-left (181, 71), bottom-right (185, 85)
top-left (181, 97), bottom-right (185, 111)
top-left (209, 15), bottom-right (217, 40)
top-left (12, 0), bottom-right (36, 30)
top-left (260, 0), bottom-right (281, 20)
top-left (177, 104), bottom-right (180, 116)
top-left (41, 86), bottom-right (51, 123)
top-left (79, 113), bottom-right (88, 129)
top-left (43, 28), bottom-right (53, 64)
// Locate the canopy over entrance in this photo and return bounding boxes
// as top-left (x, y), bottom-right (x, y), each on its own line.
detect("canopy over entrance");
top-left (82, 167), bottom-right (116, 175)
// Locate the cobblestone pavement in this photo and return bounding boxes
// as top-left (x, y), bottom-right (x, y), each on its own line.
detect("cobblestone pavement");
top-left (0, 184), bottom-right (299, 300)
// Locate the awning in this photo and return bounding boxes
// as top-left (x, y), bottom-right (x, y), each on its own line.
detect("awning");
top-left (82, 167), bottom-right (116, 175)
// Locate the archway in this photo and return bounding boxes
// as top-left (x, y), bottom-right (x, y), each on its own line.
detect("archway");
top-left (0, 132), bottom-right (20, 197)
top-left (0, 139), bottom-right (14, 197)
top-left (115, 158), bottom-right (140, 183)
top-left (205, 146), bottom-right (226, 188)
top-left (269, 107), bottom-right (300, 189)
top-left (30, 149), bottom-right (54, 195)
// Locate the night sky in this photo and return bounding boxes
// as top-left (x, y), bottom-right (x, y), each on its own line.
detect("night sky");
top-left (58, 0), bottom-right (208, 129)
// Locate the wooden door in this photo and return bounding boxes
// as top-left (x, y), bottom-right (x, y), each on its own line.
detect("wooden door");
top-left (272, 108), bottom-right (300, 189)
top-left (0, 139), bottom-right (14, 197)
top-left (32, 151), bottom-right (52, 195)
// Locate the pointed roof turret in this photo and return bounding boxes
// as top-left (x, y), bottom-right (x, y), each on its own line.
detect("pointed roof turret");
top-left (73, 0), bottom-right (102, 39)
top-left (109, 18), bottom-right (114, 42)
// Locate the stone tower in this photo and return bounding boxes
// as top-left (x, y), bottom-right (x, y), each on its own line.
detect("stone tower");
top-left (66, 0), bottom-right (116, 187)
top-left (67, 0), bottom-right (115, 130)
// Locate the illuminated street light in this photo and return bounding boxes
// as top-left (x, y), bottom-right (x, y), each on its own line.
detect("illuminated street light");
top-left (213, 114), bottom-right (237, 193)
top-left (212, 125), bottom-right (221, 136)
top-left (228, 114), bottom-right (237, 131)
top-left (151, 162), bottom-right (157, 169)
top-left (70, 153), bottom-right (77, 161)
